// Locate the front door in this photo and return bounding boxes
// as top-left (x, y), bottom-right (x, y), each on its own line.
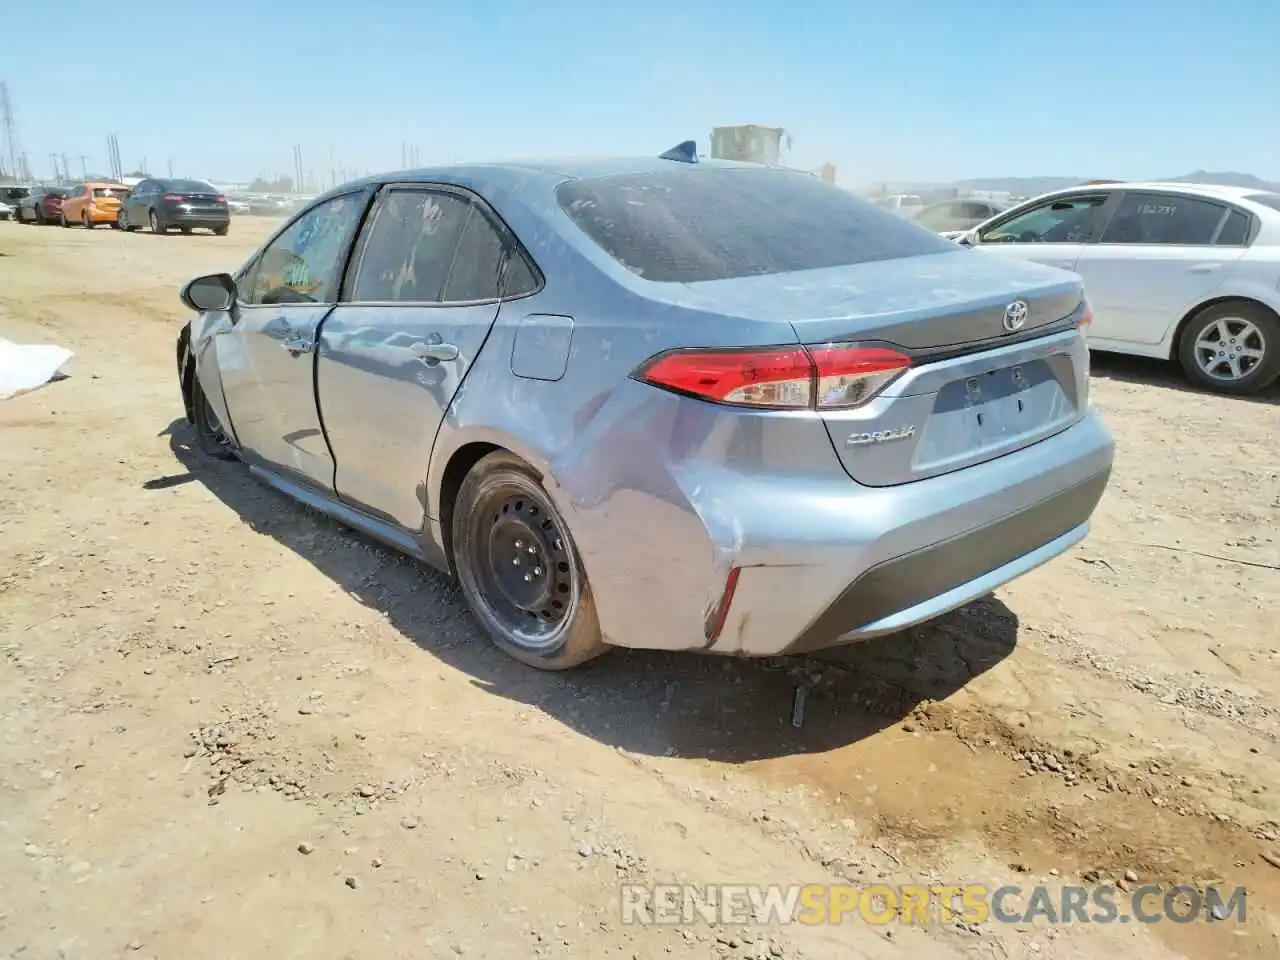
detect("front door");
top-left (1072, 190), bottom-right (1249, 345)
top-left (973, 191), bottom-right (1113, 273)
top-left (316, 185), bottom-right (538, 531)
top-left (218, 189), bottom-right (372, 490)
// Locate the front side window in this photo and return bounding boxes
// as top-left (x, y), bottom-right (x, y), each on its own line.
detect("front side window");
top-left (556, 168), bottom-right (957, 283)
top-left (349, 189), bottom-right (471, 302)
top-left (981, 195), bottom-right (1106, 244)
top-left (1099, 192), bottom-right (1226, 245)
top-left (246, 193), bottom-right (367, 305)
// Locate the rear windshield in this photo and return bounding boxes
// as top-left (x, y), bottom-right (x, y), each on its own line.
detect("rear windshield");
top-left (164, 180), bottom-right (217, 194)
top-left (92, 186), bottom-right (128, 198)
top-left (555, 168), bottom-right (957, 283)
top-left (1245, 192), bottom-right (1280, 213)
top-left (45, 188), bottom-right (68, 198)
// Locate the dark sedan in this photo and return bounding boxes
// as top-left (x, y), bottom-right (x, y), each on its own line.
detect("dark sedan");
top-left (16, 186), bottom-right (70, 224)
top-left (118, 178), bottom-right (229, 235)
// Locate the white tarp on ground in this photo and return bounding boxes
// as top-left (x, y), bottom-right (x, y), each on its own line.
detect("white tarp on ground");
top-left (0, 338), bottom-right (74, 400)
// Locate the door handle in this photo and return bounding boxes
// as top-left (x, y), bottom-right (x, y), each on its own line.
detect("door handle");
top-left (411, 340), bottom-right (459, 363)
top-left (1189, 263), bottom-right (1222, 274)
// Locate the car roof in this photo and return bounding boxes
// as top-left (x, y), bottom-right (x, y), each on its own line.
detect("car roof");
top-left (1048, 180), bottom-right (1272, 201)
top-left (322, 155), bottom-right (780, 200)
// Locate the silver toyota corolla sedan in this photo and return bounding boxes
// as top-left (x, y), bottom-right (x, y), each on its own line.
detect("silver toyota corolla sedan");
top-left (175, 147), bottom-right (1115, 670)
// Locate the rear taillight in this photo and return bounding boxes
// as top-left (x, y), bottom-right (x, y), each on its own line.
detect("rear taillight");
top-left (215, 195), bottom-right (227, 203)
top-left (163, 194), bottom-right (186, 201)
top-left (634, 343), bottom-right (912, 410)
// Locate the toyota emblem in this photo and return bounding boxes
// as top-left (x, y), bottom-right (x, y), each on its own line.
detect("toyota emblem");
top-left (1002, 300), bottom-right (1029, 333)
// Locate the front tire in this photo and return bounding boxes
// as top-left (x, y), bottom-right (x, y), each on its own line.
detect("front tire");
top-left (189, 371), bottom-right (236, 460)
top-left (451, 452), bottom-right (608, 670)
top-left (82, 211), bottom-right (93, 229)
top-left (60, 211), bottom-right (70, 227)
top-left (1178, 300), bottom-right (1280, 396)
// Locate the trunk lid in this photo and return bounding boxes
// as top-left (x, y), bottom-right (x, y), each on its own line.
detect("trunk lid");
top-left (681, 250), bottom-right (1089, 487)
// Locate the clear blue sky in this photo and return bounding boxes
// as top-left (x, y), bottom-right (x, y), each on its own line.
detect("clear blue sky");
top-left (5, 0), bottom-right (1278, 187)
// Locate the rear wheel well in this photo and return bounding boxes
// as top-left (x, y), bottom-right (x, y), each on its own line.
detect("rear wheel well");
top-left (1170, 296), bottom-right (1280, 359)
top-left (438, 442), bottom-right (504, 572)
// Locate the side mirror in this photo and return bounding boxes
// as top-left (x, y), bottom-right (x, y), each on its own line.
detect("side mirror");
top-left (181, 272), bottom-right (237, 313)
top-left (956, 231), bottom-right (976, 247)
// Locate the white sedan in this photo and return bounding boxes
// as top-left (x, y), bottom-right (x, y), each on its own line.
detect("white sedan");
top-left (956, 181), bottom-right (1280, 396)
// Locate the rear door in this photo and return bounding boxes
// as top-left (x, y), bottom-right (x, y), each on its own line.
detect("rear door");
top-left (1072, 190), bottom-right (1249, 345)
top-left (215, 189), bottom-right (373, 489)
top-left (316, 184), bottom-right (533, 531)
top-left (972, 191), bottom-right (1114, 272)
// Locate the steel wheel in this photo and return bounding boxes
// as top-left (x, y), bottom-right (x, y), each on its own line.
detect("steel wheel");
top-left (451, 452), bottom-right (607, 669)
top-left (1178, 301), bottom-right (1280, 396)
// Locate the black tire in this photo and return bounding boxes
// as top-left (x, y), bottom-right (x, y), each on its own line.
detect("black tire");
top-left (82, 211), bottom-right (93, 229)
top-left (1177, 300), bottom-right (1280, 397)
top-left (149, 210), bottom-right (165, 234)
top-left (189, 372), bottom-right (237, 460)
top-left (451, 451), bottom-right (608, 670)
top-left (60, 211), bottom-right (70, 227)
top-left (213, 225), bottom-right (228, 236)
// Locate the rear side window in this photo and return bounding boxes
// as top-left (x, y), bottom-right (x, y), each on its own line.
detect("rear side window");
top-left (442, 206), bottom-right (507, 302)
top-left (1100, 192), bottom-right (1226, 245)
top-left (349, 189), bottom-right (471, 302)
top-left (1215, 209), bottom-right (1251, 247)
top-left (555, 168), bottom-right (957, 283)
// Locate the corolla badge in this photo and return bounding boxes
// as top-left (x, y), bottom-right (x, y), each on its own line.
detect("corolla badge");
top-left (846, 425), bottom-right (916, 447)
top-left (1003, 300), bottom-right (1030, 332)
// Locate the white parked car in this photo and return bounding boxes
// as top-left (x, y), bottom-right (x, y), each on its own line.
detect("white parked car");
top-left (956, 181), bottom-right (1280, 395)
top-left (0, 200), bottom-right (12, 220)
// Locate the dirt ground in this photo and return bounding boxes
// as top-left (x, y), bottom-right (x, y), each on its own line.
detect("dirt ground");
top-left (1, 217), bottom-right (1278, 960)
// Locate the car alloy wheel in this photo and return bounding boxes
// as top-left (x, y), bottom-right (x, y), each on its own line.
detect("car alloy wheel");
top-left (150, 211), bottom-right (161, 233)
top-left (1191, 315), bottom-right (1266, 383)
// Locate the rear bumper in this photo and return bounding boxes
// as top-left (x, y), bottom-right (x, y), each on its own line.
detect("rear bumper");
top-left (162, 209), bottom-right (230, 227)
top-left (703, 410), bottom-right (1113, 656)
top-left (567, 391), bottom-right (1114, 657)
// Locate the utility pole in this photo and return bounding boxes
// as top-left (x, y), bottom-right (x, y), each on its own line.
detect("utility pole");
top-left (80, 155), bottom-right (88, 179)
top-left (168, 158), bottom-right (174, 178)
top-left (50, 153), bottom-right (60, 181)
top-left (61, 154), bottom-right (69, 181)
top-left (0, 82), bottom-right (18, 180)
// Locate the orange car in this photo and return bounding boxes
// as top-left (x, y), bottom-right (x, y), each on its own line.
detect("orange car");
top-left (59, 181), bottom-right (130, 228)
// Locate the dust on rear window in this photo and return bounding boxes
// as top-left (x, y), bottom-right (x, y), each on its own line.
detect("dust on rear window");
top-left (555, 168), bottom-right (958, 283)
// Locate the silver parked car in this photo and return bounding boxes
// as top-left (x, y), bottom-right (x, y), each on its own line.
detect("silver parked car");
top-left (175, 149), bottom-right (1114, 670)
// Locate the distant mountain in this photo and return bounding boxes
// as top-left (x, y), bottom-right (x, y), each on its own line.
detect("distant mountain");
top-left (945, 171), bottom-right (1280, 196)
